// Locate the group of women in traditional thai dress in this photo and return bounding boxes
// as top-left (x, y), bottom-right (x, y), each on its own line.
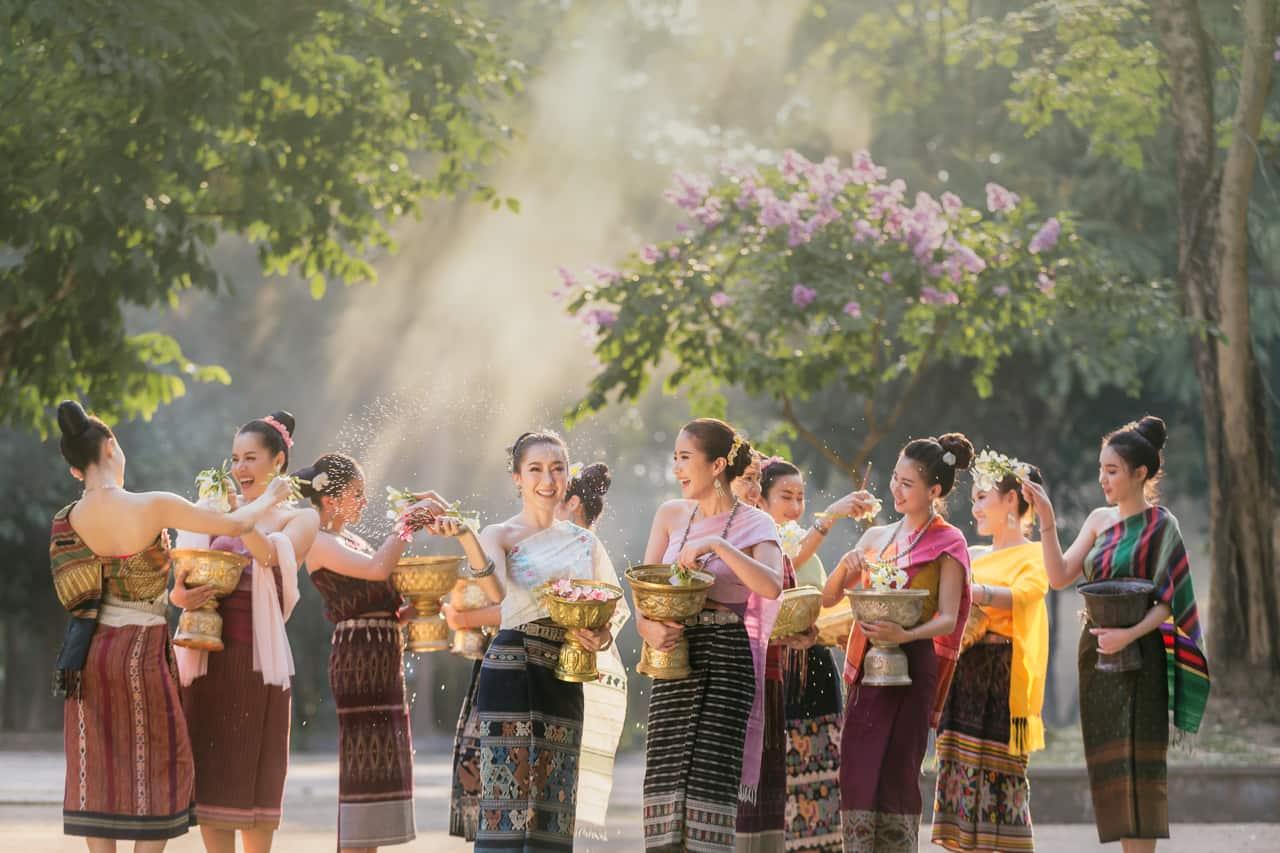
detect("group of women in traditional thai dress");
top-left (50, 396), bottom-right (1209, 853)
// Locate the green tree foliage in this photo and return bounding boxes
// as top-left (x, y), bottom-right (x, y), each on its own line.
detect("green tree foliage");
top-left (0, 0), bottom-right (522, 431)
top-left (561, 149), bottom-right (1176, 472)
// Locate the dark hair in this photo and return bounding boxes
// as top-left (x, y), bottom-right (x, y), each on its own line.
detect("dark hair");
top-left (237, 410), bottom-right (296, 469)
top-left (901, 432), bottom-right (975, 498)
top-left (680, 418), bottom-right (754, 482)
top-left (1103, 415), bottom-right (1166, 498)
top-left (56, 400), bottom-right (114, 471)
top-left (994, 465), bottom-right (1044, 519)
top-left (509, 429), bottom-right (568, 471)
top-left (565, 463), bottom-right (612, 526)
top-left (295, 453), bottom-right (364, 508)
top-left (760, 458), bottom-right (802, 499)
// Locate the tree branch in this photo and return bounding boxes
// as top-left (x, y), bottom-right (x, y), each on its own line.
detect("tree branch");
top-left (780, 394), bottom-right (855, 474)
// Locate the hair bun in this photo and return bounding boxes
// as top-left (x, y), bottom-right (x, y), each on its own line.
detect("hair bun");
top-left (293, 464), bottom-right (320, 499)
top-left (578, 463), bottom-right (612, 497)
top-left (270, 410), bottom-right (297, 438)
top-left (1135, 415), bottom-right (1167, 451)
top-left (938, 432), bottom-right (975, 471)
top-left (57, 400), bottom-right (91, 438)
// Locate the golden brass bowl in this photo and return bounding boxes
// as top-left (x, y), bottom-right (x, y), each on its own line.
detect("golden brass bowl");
top-left (171, 548), bottom-right (251, 652)
top-left (847, 588), bottom-right (929, 686)
top-left (815, 600), bottom-right (854, 647)
top-left (626, 565), bottom-right (714, 680)
top-left (539, 580), bottom-right (623, 683)
top-left (393, 556), bottom-right (462, 653)
top-left (771, 585), bottom-right (823, 639)
top-left (450, 578), bottom-right (495, 660)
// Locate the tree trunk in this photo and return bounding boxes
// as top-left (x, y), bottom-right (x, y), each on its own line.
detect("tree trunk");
top-left (1153, 0), bottom-right (1280, 695)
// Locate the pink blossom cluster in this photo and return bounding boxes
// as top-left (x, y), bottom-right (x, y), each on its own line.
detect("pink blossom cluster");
top-left (547, 578), bottom-right (615, 603)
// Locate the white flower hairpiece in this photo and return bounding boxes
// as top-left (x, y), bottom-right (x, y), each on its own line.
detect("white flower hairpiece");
top-left (569, 462), bottom-right (584, 479)
top-left (942, 451), bottom-right (957, 466)
top-left (310, 471), bottom-right (330, 492)
top-left (972, 449), bottom-right (1032, 493)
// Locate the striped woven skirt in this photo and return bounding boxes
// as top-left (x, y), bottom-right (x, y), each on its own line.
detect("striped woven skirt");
top-left (931, 642), bottom-right (1033, 852)
top-left (784, 645), bottom-right (843, 853)
top-left (449, 659), bottom-right (484, 841)
top-left (331, 617), bottom-right (415, 847)
top-left (180, 587), bottom-right (290, 830)
top-left (838, 638), bottom-right (937, 853)
top-left (1079, 626), bottom-right (1169, 843)
top-left (62, 623), bottom-right (195, 840)
top-left (643, 618), bottom-right (755, 853)
top-left (475, 623), bottom-right (584, 852)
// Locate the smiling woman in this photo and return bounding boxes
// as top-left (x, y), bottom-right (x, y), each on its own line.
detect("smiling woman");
top-left (433, 429), bottom-right (630, 851)
top-left (174, 411), bottom-right (320, 853)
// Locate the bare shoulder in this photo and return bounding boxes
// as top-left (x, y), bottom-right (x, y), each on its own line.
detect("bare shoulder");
top-left (1083, 506), bottom-right (1118, 536)
top-left (858, 523), bottom-right (895, 550)
top-left (655, 499), bottom-right (693, 526)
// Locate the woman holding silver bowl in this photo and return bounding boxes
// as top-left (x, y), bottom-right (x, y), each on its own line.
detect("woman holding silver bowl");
top-left (822, 434), bottom-right (972, 853)
top-left (1021, 416), bottom-right (1209, 851)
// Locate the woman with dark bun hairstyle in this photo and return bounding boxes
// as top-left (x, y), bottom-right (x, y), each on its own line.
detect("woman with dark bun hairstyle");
top-left (823, 433), bottom-right (974, 853)
top-left (432, 430), bottom-right (628, 850)
top-left (48, 401), bottom-right (291, 847)
top-left (932, 456), bottom-right (1049, 853)
top-left (295, 453), bottom-right (444, 852)
top-left (640, 418), bottom-right (785, 852)
top-left (1021, 417), bottom-right (1209, 851)
top-left (174, 411), bottom-right (320, 853)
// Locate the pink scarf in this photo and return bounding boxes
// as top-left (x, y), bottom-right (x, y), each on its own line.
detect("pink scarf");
top-left (662, 502), bottom-right (782, 801)
top-left (173, 530), bottom-right (300, 689)
top-left (842, 516), bottom-right (971, 729)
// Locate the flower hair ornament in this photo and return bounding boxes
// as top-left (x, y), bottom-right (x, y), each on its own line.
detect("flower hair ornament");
top-left (569, 462), bottom-right (584, 479)
top-left (726, 433), bottom-right (745, 465)
top-left (759, 455), bottom-right (786, 473)
top-left (972, 449), bottom-right (1031, 493)
top-left (261, 415), bottom-right (294, 449)
top-left (309, 471), bottom-right (330, 493)
top-left (941, 451), bottom-right (957, 467)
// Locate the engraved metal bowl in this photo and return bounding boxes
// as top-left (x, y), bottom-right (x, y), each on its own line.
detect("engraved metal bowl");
top-left (847, 588), bottom-right (929, 686)
top-left (170, 548), bottom-right (251, 652)
top-left (771, 585), bottom-right (823, 639)
top-left (626, 565), bottom-right (714, 680)
top-left (539, 580), bottom-right (623, 683)
top-left (393, 555), bottom-right (462, 653)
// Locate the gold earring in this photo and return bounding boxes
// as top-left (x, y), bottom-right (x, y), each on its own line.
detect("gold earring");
top-left (714, 479), bottom-right (726, 498)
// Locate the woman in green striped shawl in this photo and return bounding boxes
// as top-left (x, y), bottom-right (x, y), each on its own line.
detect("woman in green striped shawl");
top-left (1022, 415), bottom-right (1210, 852)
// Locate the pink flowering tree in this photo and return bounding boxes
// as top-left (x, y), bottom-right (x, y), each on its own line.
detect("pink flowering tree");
top-left (560, 149), bottom-right (1166, 475)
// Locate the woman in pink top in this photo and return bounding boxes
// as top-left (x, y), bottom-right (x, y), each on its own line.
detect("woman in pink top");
top-left (638, 418), bottom-right (785, 852)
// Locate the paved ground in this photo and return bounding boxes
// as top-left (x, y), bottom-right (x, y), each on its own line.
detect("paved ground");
top-left (1, 750), bottom-right (1275, 852)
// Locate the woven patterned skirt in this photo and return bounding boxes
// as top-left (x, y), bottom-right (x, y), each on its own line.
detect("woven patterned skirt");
top-left (62, 623), bottom-right (195, 840)
top-left (931, 642), bottom-right (1033, 852)
top-left (475, 624), bottom-right (584, 852)
top-left (331, 617), bottom-right (415, 847)
top-left (181, 589), bottom-right (290, 830)
top-left (735, 674), bottom-right (787, 852)
top-left (450, 659), bottom-right (484, 841)
top-left (784, 645), bottom-right (843, 853)
top-left (838, 638), bottom-right (937, 853)
top-left (1079, 626), bottom-right (1169, 843)
top-left (643, 619), bottom-right (755, 853)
